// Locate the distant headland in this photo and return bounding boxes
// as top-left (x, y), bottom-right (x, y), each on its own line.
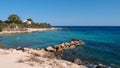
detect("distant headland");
top-left (0, 14), bottom-right (60, 34)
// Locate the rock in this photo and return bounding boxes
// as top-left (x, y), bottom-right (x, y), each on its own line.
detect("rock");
top-left (79, 41), bottom-right (85, 45)
top-left (60, 43), bottom-right (66, 49)
top-left (36, 48), bottom-right (40, 50)
top-left (16, 47), bottom-right (24, 51)
top-left (74, 59), bottom-right (82, 65)
top-left (96, 64), bottom-right (106, 68)
top-left (55, 46), bottom-right (63, 52)
top-left (74, 41), bottom-right (80, 44)
top-left (23, 48), bottom-right (30, 52)
top-left (40, 48), bottom-right (45, 51)
top-left (46, 46), bottom-right (56, 52)
top-left (29, 50), bottom-right (44, 56)
top-left (70, 41), bottom-right (75, 45)
top-left (70, 45), bottom-right (76, 49)
top-left (64, 42), bottom-right (70, 46)
top-left (72, 38), bottom-right (80, 41)
top-left (0, 43), bottom-right (4, 48)
top-left (42, 52), bottom-right (56, 59)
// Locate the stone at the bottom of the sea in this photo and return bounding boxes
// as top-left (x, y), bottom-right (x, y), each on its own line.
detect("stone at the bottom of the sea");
top-left (96, 64), bottom-right (106, 68)
top-left (74, 59), bottom-right (82, 65)
top-left (70, 45), bottom-right (76, 49)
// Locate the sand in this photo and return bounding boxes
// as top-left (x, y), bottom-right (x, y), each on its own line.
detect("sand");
top-left (0, 49), bottom-right (87, 68)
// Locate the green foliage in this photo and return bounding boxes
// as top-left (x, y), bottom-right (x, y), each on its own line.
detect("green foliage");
top-left (0, 14), bottom-right (52, 31)
top-left (0, 26), bottom-right (2, 32)
top-left (27, 23), bottom-right (51, 28)
top-left (8, 14), bottom-right (21, 24)
top-left (0, 20), bottom-right (3, 23)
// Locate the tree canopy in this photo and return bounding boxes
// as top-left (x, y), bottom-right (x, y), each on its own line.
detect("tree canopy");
top-left (0, 14), bottom-right (52, 32)
top-left (8, 14), bottom-right (21, 24)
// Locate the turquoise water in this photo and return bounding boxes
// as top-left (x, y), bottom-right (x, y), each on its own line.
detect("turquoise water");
top-left (0, 26), bottom-right (120, 67)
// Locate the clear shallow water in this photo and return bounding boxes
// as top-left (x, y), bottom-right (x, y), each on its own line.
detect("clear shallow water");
top-left (0, 26), bottom-right (120, 67)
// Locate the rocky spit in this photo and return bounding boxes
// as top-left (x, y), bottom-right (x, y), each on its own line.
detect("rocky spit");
top-left (0, 38), bottom-right (88, 68)
top-left (0, 38), bottom-right (109, 68)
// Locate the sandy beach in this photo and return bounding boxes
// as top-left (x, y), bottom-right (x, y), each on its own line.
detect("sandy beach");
top-left (0, 28), bottom-right (60, 35)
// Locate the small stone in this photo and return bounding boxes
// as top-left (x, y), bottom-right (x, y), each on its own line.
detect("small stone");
top-left (16, 47), bottom-right (24, 51)
top-left (70, 45), bottom-right (76, 49)
top-left (74, 59), bottom-right (82, 65)
top-left (96, 64), bottom-right (107, 68)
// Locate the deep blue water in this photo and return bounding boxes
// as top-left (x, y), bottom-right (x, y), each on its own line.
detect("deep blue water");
top-left (0, 26), bottom-right (120, 67)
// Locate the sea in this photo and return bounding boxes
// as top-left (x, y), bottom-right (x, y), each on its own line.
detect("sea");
top-left (0, 26), bottom-right (120, 68)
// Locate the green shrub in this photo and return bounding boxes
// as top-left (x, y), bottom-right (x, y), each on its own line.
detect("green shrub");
top-left (0, 26), bottom-right (2, 32)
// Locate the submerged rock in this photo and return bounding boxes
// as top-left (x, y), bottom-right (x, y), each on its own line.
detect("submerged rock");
top-left (70, 45), bottom-right (76, 49)
top-left (96, 64), bottom-right (107, 68)
top-left (74, 59), bottom-right (82, 65)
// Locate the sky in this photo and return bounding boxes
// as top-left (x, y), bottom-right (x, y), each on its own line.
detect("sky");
top-left (0, 0), bottom-right (120, 26)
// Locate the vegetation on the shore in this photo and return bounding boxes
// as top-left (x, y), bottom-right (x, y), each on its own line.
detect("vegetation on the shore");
top-left (0, 14), bottom-right (51, 32)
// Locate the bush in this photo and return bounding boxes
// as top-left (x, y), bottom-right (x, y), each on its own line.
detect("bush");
top-left (0, 26), bottom-right (2, 32)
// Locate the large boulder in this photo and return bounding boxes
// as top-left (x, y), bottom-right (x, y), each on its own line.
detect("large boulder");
top-left (46, 46), bottom-right (56, 52)
top-left (70, 45), bottom-right (76, 49)
top-left (23, 48), bottom-right (31, 52)
top-left (55, 46), bottom-right (63, 52)
top-left (70, 41), bottom-right (75, 45)
top-left (64, 42), bottom-right (70, 46)
top-left (60, 43), bottom-right (66, 49)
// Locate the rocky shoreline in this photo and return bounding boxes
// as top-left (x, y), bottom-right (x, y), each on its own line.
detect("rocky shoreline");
top-left (0, 28), bottom-right (61, 35)
top-left (0, 38), bottom-right (88, 68)
top-left (0, 38), bottom-right (109, 68)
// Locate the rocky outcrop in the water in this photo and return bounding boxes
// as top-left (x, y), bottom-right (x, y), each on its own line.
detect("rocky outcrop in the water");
top-left (45, 39), bottom-right (84, 52)
top-left (10, 39), bottom-right (87, 68)
top-left (16, 38), bottom-right (84, 60)
top-left (15, 38), bottom-right (84, 59)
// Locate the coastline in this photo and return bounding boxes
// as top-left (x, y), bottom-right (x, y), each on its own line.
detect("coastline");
top-left (0, 39), bottom-right (87, 68)
top-left (0, 48), bottom-right (87, 68)
top-left (0, 28), bottom-right (61, 35)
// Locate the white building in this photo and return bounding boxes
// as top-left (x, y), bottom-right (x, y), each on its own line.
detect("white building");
top-left (23, 19), bottom-right (32, 24)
